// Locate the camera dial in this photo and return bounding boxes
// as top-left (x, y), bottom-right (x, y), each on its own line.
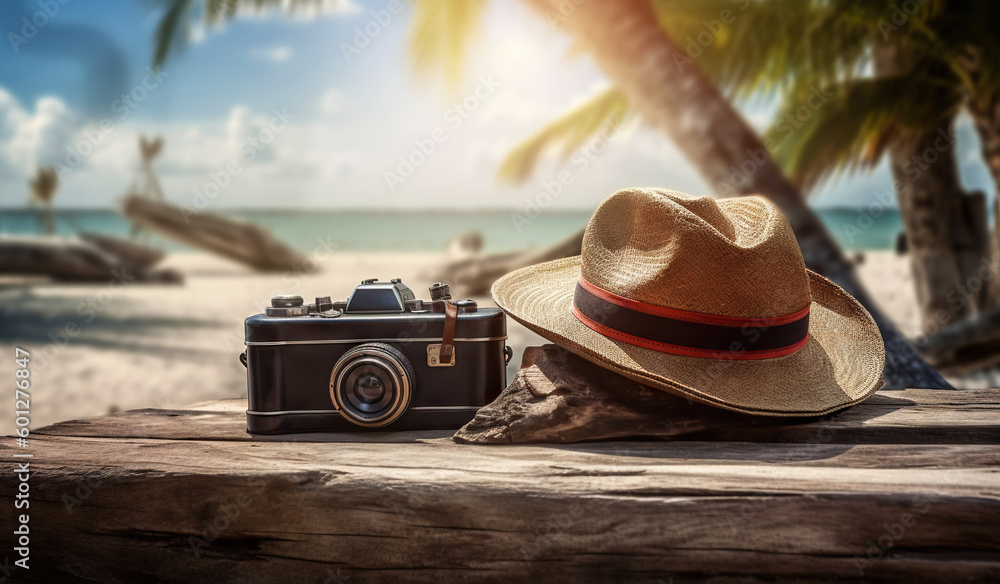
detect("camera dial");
top-left (329, 343), bottom-right (415, 428)
top-left (266, 294), bottom-right (309, 317)
top-left (271, 294), bottom-right (303, 307)
top-left (429, 282), bottom-right (451, 301)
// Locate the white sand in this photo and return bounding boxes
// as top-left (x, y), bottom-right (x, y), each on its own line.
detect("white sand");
top-left (854, 251), bottom-right (921, 337)
top-left (0, 250), bottom-right (992, 434)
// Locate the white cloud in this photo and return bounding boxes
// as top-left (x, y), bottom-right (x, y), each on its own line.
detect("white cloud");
top-left (189, 22), bottom-right (207, 45)
top-left (319, 89), bottom-right (344, 114)
top-left (248, 45), bottom-right (293, 63)
top-left (189, 0), bottom-right (362, 49)
top-left (233, 0), bottom-right (362, 22)
top-left (223, 105), bottom-right (277, 163)
top-left (0, 88), bottom-right (78, 179)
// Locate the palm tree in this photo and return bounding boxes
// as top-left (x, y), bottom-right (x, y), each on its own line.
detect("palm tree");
top-left (146, 0), bottom-right (948, 388)
top-left (750, 2), bottom-right (1000, 335)
top-left (29, 167), bottom-right (60, 236)
top-left (503, 1), bottom-right (1000, 334)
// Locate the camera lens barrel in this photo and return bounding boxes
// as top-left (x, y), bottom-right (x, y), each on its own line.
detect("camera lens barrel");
top-left (329, 343), bottom-right (415, 428)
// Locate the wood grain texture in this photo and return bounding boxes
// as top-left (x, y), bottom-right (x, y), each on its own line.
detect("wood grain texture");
top-left (3, 368), bottom-right (999, 582)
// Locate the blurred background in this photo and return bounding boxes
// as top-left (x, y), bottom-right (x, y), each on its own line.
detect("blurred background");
top-left (1, 0), bottom-right (998, 432)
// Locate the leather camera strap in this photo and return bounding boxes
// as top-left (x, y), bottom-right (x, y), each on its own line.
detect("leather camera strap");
top-left (440, 301), bottom-right (458, 364)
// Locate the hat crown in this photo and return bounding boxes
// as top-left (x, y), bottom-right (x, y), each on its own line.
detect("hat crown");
top-left (580, 189), bottom-right (811, 319)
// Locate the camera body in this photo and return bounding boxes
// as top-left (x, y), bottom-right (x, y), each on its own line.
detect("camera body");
top-left (243, 278), bottom-right (508, 435)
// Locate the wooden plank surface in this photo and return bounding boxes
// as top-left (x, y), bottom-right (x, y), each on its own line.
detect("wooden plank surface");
top-left (3, 389), bottom-right (999, 583)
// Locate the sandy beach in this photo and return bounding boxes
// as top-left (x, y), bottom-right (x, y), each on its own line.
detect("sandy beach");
top-left (1, 249), bottom-right (995, 434)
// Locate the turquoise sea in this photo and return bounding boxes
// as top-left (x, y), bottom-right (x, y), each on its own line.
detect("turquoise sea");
top-left (0, 207), bottom-right (902, 253)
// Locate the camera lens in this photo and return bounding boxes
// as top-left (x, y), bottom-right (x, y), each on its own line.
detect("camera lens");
top-left (330, 343), bottom-right (415, 428)
top-left (354, 372), bottom-right (385, 403)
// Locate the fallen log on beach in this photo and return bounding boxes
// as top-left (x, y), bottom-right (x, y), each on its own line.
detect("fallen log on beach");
top-left (424, 227), bottom-right (584, 296)
top-left (0, 235), bottom-right (180, 282)
top-left (79, 232), bottom-right (165, 268)
top-left (120, 195), bottom-right (316, 273)
top-left (918, 307), bottom-right (1000, 373)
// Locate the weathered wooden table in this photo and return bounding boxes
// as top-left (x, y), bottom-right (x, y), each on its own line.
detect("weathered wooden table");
top-left (4, 389), bottom-right (999, 583)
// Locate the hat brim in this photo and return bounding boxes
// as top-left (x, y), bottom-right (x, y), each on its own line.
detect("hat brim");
top-left (492, 256), bottom-right (885, 417)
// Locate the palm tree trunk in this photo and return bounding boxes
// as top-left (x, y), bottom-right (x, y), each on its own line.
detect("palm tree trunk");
top-left (44, 205), bottom-right (55, 236)
top-left (968, 92), bottom-right (1000, 308)
top-left (969, 93), bottom-right (1000, 196)
top-left (884, 120), bottom-right (989, 329)
top-left (524, 0), bottom-right (948, 388)
top-left (875, 46), bottom-right (991, 334)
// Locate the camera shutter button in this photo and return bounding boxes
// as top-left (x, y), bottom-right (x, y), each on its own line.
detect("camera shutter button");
top-left (271, 294), bottom-right (304, 308)
top-left (453, 299), bottom-right (477, 312)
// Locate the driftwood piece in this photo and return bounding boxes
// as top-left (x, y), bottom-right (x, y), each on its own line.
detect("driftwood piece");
top-left (918, 306), bottom-right (1000, 372)
top-left (79, 232), bottom-right (164, 268)
top-left (455, 344), bottom-right (763, 444)
top-left (443, 231), bottom-right (484, 260)
top-left (3, 388), bottom-right (998, 583)
top-left (120, 195), bottom-right (315, 273)
top-left (0, 235), bottom-right (180, 282)
top-left (424, 228), bottom-right (584, 296)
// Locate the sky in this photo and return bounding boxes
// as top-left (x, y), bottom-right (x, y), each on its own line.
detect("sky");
top-left (0, 0), bottom-right (995, 211)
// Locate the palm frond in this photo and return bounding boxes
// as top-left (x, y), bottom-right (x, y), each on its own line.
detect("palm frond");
top-left (767, 75), bottom-right (961, 192)
top-left (408, 0), bottom-right (488, 91)
top-left (496, 88), bottom-right (629, 183)
top-left (149, 0), bottom-right (335, 69)
top-left (650, 0), bottom-right (957, 101)
top-left (651, 0), bottom-right (864, 99)
top-left (152, 0), bottom-right (195, 70)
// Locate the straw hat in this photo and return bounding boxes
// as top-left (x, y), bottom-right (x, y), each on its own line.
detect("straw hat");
top-left (492, 188), bottom-right (884, 416)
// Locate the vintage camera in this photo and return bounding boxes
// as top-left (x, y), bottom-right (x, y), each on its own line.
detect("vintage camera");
top-left (242, 278), bottom-right (509, 435)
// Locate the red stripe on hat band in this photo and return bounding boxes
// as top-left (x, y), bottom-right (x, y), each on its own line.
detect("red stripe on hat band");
top-left (571, 305), bottom-right (810, 360)
top-left (571, 277), bottom-right (810, 360)
top-left (577, 276), bottom-right (810, 327)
